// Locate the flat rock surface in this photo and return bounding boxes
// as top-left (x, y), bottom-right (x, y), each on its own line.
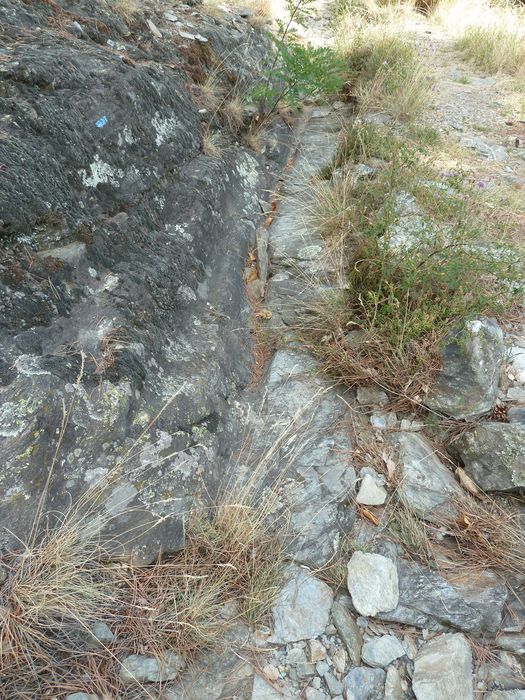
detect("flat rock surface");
top-left (388, 432), bottom-right (462, 522)
top-left (346, 551), bottom-right (399, 617)
top-left (378, 558), bottom-right (506, 634)
top-left (412, 633), bottom-right (473, 700)
top-left (269, 564), bottom-right (333, 644)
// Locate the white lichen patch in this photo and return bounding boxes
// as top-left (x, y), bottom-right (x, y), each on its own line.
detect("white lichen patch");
top-left (237, 153), bottom-right (259, 189)
top-left (13, 355), bottom-right (51, 376)
top-left (165, 223), bottom-right (192, 241)
top-left (73, 380), bottom-right (132, 429)
top-left (139, 430), bottom-right (173, 469)
top-left (152, 113), bottom-right (181, 146)
top-left (177, 284), bottom-right (197, 303)
top-left (0, 398), bottom-right (37, 438)
top-left (105, 481), bottom-right (138, 515)
top-left (84, 467), bottom-right (109, 487)
top-left (117, 125), bottom-right (135, 147)
top-left (79, 154), bottom-right (124, 188)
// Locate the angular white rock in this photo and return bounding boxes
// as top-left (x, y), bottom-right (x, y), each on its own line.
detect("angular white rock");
top-left (270, 565), bottom-right (333, 643)
top-left (361, 634), bottom-right (405, 668)
top-left (347, 552), bottom-right (399, 617)
top-left (356, 474), bottom-right (387, 506)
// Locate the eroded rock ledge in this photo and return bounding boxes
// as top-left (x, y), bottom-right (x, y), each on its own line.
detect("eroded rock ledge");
top-left (0, 0), bottom-right (292, 562)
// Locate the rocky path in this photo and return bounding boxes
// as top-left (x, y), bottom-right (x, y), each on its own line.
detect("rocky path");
top-left (3, 0), bottom-right (525, 697)
top-left (227, 10), bottom-right (525, 700)
top-left (416, 16), bottom-right (525, 197)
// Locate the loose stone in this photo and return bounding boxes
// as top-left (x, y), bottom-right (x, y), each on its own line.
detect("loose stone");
top-left (347, 552), bottom-right (399, 617)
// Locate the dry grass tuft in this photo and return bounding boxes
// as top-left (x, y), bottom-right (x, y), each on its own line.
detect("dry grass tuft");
top-left (221, 96), bottom-right (245, 132)
top-left (121, 503), bottom-right (284, 656)
top-left (0, 513), bottom-right (120, 698)
top-left (334, 3), bottom-right (431, 120)
top-left (243, 124), bottom-right (266, 152)
top-left (0, 500), bottom-right (285, 696)
top-left (432, 0), bottom-right (525, 79)
top-left (108, 0), bottom-right (141, 19)
top-left (199, 75), bottom-right (225, 114)
top-left (386, 499), bottom-right (435, 566)
top-left (296, 289), bottom-right (442, 411)
top-left (437, 493), bottom-right (525, 578)
top-left (202, 130), bottom-right (224, 158)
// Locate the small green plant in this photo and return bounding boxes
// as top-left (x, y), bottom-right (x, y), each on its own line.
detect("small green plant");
top-left (251, 41), bottom-right (347, 115)
top-left (251, 0), bottom-right (347, 118)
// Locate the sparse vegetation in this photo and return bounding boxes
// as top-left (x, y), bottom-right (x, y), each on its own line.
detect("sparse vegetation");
top-left (334, 1), bottom-right (431, 120)
top-left (0, 414), bottom-right (286, 698)
top-left (436, 492), bottom-right (525, 578)
top-left (202, 129), bottom-right (224, 157)
top-left (431, 0), bottom-right (525, 79)
top-left (108, 0), bottom-right (141, 19)
top-left (299, 116), bottom-right (524, 407)
top-left (250, 0), bottom-right (347, 119)
top-left (456, 25), bottom-right (525, 77)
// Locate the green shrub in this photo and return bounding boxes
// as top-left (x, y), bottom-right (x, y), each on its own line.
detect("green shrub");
top-left (251, 40), bottom-right (347, 114)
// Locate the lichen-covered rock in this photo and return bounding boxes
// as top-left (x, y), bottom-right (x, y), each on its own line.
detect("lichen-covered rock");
top-left (0, 0), bottom-right (291, 562)
top-left (453, 423), bottom-right (525, 492)
top-left (424, 317), bottom-right (504, 419)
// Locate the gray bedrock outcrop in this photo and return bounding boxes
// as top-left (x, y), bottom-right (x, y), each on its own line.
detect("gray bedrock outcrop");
top-left (242, 103), bottom-right (357, 569)
top-left (0, 0), bottom-right (293, 563)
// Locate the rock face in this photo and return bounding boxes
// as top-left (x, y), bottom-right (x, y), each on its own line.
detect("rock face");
top-left (346, 552), bottom-right (399, 617)
top-left (0, 0), bottom-right (291, 562)
top-left (251, 348), bottom-right (356, 568)
top-left (412, 633), bottom-right (473, 700)
top-left (388, 432), bottom-right (462, 522)
top-left (378, 558), bottom-right (506, 634)
top-left (454, 423), bottom-right (525, 491)
top-left (269, 565), bottom-right (334, 644)
top-left (424, 318), bottom-right (504, 419)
